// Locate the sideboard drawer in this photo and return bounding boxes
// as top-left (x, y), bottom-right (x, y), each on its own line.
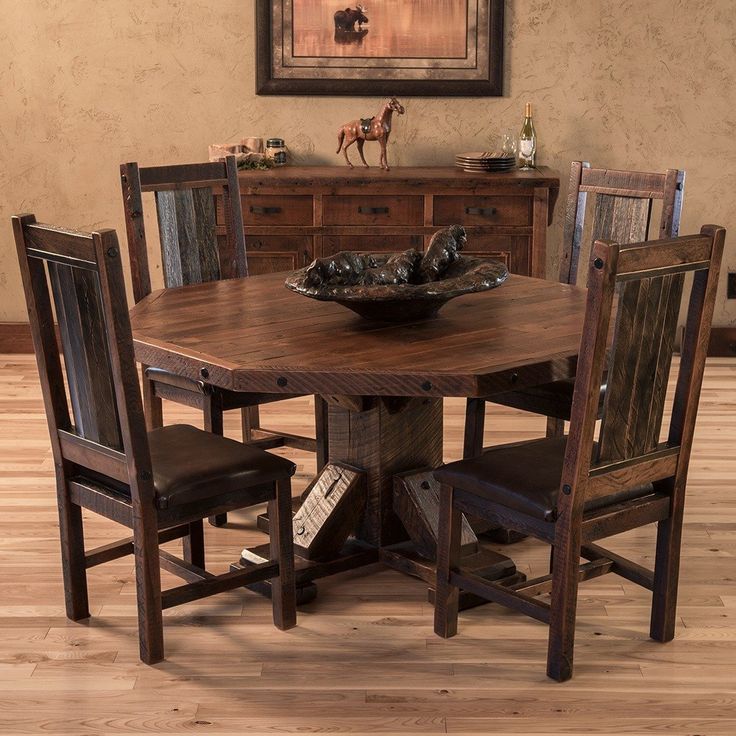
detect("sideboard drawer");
top-left (464, 235), bottom-right (531, 275)
top-left (242, 195), bottom-right (313, 225)
top-left (322, 234), bottom-right (423, 256)
top-left (322, 195), bottom-right (423, 226)
top-left (245, 235), bottom-right (313, 274)
top-left (434, 196), bottom-right (532, 227)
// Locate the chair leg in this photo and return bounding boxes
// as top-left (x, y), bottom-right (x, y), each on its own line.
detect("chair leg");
top-left (132, 522), bottom-right (164, 665)
top-left (650, 514), bottom-right (684, 642)
top-left (315, 396), bottom-right (329, 471)
top-left (182, 520), bottom-right (205, 570)
top-left (546, 417), bottom-right (565, 438)
top-left (463, 398), bottom-right (486, 458)
top-left (204, 394), bottom-right (227, 527)
top-left (142, 372), bottom-right (163, 431)
top-left (434, 484), bottom-right (462, 638)
top-left (269, 478), bottom-right (297, 631)
top-left (547, 536), bottom-right (582, 682)
top-left (57, 480), bottom-right (90, 621)
top-left (242, 406), bottom-right (260, 443)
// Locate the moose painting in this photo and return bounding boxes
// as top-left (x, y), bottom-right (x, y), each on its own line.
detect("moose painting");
top-left (291, 0), bottom-right (468, 59)
top-left (333, 6), bottom-right (368, 31)
top-left (258, 0), bottom-right (505, 97)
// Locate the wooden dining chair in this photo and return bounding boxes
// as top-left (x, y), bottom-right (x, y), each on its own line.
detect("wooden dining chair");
top-left (434, 225), bottom-right (725, 681)
top-left (13, 214), bottom-right (297, 664)
top-left (463, 163), bottom-right (686, 458)
top-left (120, 157), bottom-right (328, 526)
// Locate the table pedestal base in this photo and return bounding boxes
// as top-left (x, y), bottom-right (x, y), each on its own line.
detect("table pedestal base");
top-left (239, 395), bottom-right (523, 607)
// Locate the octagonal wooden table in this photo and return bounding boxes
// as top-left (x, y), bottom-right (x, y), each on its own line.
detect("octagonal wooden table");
top-left (131, 271), bottom-right (587, 602)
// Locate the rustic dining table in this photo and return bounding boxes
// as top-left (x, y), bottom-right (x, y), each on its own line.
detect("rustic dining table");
top-left (130, 270), bottom-right (587, 603)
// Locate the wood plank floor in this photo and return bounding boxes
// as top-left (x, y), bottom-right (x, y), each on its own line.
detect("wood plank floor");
top-left (1, 353), bottom-right (735, 735)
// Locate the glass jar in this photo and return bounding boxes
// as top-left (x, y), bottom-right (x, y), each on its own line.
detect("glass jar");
top-left (266, 138), bottom-right (287, 166)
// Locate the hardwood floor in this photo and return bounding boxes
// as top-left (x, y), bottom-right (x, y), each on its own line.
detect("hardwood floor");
top-left (1, 353), bottom-right (735, 734)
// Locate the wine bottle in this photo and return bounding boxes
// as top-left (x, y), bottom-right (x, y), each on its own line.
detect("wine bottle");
top-left (518, 102), bottom-right (536, 170)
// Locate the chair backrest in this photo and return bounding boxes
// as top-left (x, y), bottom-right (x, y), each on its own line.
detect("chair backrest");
top-left (560, 225), bottom-right (725, 514)
top-left (559, 162), bottom-right (685, 286)
top-left (13, 215), bottom-right (155, 506)
top-left (120, 156), bottom-right (246, 303)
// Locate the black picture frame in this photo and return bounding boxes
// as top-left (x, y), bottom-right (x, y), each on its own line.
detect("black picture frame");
top-left (255, 0), bottom-right (504, 97)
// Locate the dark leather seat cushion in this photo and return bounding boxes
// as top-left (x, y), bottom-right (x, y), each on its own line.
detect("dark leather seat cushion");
top-left (491, 377), bottom-right (607, 422)
top-left (434, 436), bottom-right (653, 522)
top-left (147, 424), bottom-right (296, 510)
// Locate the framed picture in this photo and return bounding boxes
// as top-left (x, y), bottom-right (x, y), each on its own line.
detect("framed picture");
top-left (256, 0), bottom-right (504, 96)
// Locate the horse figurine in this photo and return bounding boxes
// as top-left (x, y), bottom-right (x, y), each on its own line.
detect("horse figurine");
top-left (336, 97), bottom-right (405, 171)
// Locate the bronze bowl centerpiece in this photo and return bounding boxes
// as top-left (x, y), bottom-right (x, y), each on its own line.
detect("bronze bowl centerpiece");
top-left (284, 225), bottom-right (509, 322)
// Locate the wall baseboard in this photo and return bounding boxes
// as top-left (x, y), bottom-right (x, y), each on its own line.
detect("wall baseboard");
top-left (0, 323), bottom-right (35, 353)
top-left (706, 327), bottom-right (736, 357)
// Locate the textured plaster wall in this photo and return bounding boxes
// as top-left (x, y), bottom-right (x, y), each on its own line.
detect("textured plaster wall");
top-left (1, 0), bottom-right (735, 324)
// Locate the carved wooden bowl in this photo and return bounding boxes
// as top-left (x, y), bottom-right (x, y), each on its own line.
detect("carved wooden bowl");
top-left (284, 255), bottom-right (509, 322)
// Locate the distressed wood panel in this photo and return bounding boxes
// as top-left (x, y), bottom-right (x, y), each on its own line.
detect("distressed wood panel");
top-left (598, 271), bottom-right (686, 463)
top-left (591, 193), bottom-right (652, 249)
top-left (155, 187), bottom-right (220, 288)
top-left (47, 263), bottom-right (122, 450)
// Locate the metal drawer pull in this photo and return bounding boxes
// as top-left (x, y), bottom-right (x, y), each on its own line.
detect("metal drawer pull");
top-left (465, 206), bottom-right (497, 216)
top-left (250, 205), bottom-right (282, 214)
top-left (358, 206), bottom-right (389, 215)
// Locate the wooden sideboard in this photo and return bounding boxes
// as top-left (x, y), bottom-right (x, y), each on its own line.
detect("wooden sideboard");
top-left (216, 166), bottom-right (559, 278)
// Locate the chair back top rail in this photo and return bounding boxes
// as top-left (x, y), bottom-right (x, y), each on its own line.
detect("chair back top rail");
top-left (559, 162), bottom-right (685, 286)
top-left (137, 161), bottom-right (236, 191)
top-left (120, 155), bottom-right (246, 303)
top-left (13, 214), bottom-right (156, 507)
top-left (559, 226), bottom-right (725, 515)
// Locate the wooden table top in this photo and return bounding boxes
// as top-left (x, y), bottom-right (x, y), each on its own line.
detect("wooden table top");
top-left (130, 272), bottom-right (586, 399)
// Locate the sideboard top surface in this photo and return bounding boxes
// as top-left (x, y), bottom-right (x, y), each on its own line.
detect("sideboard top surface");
top-left (237, 165), bottom-right (559, 190)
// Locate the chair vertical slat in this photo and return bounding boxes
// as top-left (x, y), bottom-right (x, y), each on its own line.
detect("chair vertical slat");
top-left (642, 273), bottom-right (684, 452)
top-left (48, 263), bottom-right (122, 450)
top-left (155, 190), bottom-right (184, 288)
top-left (627, 274), bottom-right (673, 456)
top-left (596, 278), bottom-right (647, 462)
top-left (171, 189), bottom-right (202, 285)
top-left (191, 186), bottom-right (220, 283)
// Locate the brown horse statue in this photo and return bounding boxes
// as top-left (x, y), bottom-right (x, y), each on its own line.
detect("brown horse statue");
top-left (336, 97), bottom-right (405, 170)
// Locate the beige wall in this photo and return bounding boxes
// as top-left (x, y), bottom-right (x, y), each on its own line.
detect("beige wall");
top-left (1, 0), bottom-right (735, 324)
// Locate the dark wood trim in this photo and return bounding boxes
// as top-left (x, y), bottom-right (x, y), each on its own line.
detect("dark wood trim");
top-left (255, 0), bottom-right (504, 97)
top-left (0, 323), bottom-right (34, 353)
top-left (705, 327), bottom-right (736, 357)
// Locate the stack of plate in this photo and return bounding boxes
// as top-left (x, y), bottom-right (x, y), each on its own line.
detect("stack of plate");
top-left (455, 151), bottom-right (516, 173)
